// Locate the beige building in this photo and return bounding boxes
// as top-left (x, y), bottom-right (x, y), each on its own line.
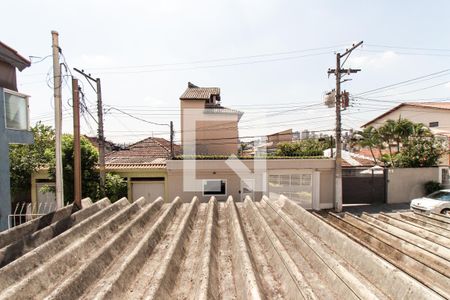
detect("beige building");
top-left (180, 82), bottom-right (243, 156)
top-left (363, 101), bottom-right (450, 187)
top-left (267, 129), bottom-right (293, 146)
top-left (167, 158), bottom-right (335, 209)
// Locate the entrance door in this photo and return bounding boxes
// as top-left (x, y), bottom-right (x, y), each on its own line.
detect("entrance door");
top-left (131, 182), bottom-right (165, 202)
top-left (241, 179), bottom-right (255, 201)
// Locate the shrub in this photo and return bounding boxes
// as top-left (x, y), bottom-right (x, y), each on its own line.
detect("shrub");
top-left (424, 181), bottom-right (442, 195)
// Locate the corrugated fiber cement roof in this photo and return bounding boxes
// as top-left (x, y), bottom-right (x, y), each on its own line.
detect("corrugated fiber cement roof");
top-left (0, 195), bottom-right (448, 299)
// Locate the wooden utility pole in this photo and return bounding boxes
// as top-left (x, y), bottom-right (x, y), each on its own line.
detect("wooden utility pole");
top-left (328, 41), bottom-right (363, 212)
top-left (170, 121), bottom-right (174, 159)
top-left (73, 68), bottom-right (106, 196)
top-left (51, 30), bottom-right (64, 208)
top-left (72, 78), bottom-right (82, 209)
top-left (96, 78), bottom-right (106, 196)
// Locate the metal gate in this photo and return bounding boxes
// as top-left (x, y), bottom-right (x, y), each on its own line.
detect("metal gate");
top-left (343, 167), bottom-right (386, 204)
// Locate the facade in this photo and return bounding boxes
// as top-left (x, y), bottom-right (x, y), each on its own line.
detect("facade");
top-left (362, 101), bottom-right (450, 186)
top-left (266, 128), bottom-right (293, 152)
top-left (0, 42), bottom-right (32, 230)
top-left (180, 82), bottom-right (243, 155)
top-left (167, 158), bottom-right (335, 209)
top-left (31, 137), bottom-right (178, 208)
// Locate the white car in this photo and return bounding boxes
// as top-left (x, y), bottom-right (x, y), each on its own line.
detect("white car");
top-left (410, 189), bottom-right (450, 215)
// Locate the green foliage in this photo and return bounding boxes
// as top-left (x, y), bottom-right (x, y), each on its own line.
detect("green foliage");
top-left (9, 123), bottom-right (55, 199)
top-left (424, 181), bottom-right (442, 195)
top-left (48, 135), bottom-right (100, 202)
top-left (357, 126), bottom-right (382, 165)
top-left (358, 118), bottom-right (445, 168)
top-left (274, 139), bottom-right (328, 157)
top-left (389, 137), bottom-right (445, 168)
top-left (105, 173), bottom-right (128, 202)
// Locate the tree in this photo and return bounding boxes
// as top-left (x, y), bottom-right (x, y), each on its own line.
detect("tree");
top-left (375, 118), bottom-right (445, 168)
top-left (105, 173), bottom-right (128, 202)
top-left (356, 126), bottom-right (382, 164)
top-left (48, 135), bottom-right (100, 203)
top-left (378, 119), bottom-right (396, 159)
top-left (9, 123), bottom-right (55, 203)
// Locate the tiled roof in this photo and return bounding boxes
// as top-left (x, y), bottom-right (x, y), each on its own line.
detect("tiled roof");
top-left (180, 82), bottom-right (220, 100)
top-left (363, 101), bottom-right (450, 127)
top-left (105, 137), bottom-right (180, 166)
top-left (0, 195), bottom-right (444, 298)
top-left (324, 148), bottom-right (376, 167)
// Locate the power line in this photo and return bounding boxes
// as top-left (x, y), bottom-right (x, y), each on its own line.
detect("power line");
top-left (354, 68), bottom-right (450, 96)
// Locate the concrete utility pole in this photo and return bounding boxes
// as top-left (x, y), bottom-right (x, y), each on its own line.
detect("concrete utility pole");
top-left (52, 30), bottom-right (64, 208)
top-left (328, 41), bottom-right (363, 212)
top-left (73, 68), bottom-right (106, 196)
top-left (72, 78), bottom-right (82, 209)
top-left (170, 121), bottom-right (174, 159)
top-left (96, 78), bottom-right (105, 196)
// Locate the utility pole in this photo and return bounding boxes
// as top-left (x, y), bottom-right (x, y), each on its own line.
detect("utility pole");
top-left (328, 41), bottom-right (363, 212)
top-left (170, 121), bottom-right (174, 159)
top-left (96, 78), bottom-right (105, 196)
top-left (73, 68), bottom-right (106, 196)
top-left (52, 30), bottom-right (64, 208)
top-left (72, 78), bottom-right (82, 209)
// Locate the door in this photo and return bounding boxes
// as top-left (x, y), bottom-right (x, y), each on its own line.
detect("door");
top-left (131, 182), bottom-right (165, 202)
top-left (241, 179), bottom-right (255, 201)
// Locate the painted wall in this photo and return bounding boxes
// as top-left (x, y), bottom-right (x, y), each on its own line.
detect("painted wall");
top-left (32, 167), bottom-right (168, 206)
top-left (167, 159), bottom-right (335, 208)
top-left (368, 106), bottom-right (450, 131)
top-left (0, 87), bottom-right (33, 230)
top-left (180, 99), bottom-right (240, 156)
top-left (368, 106), bottom-right (450, 166)
top-left (387, 167), bottom-right (440, 204)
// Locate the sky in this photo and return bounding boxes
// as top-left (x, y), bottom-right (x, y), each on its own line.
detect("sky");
top-left (2, 0), bottom-right (450, 144)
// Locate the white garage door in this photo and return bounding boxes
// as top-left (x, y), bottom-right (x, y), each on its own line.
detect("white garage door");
top-left (268, 172), bottom-right (313, 209)
top-left (131, 182), bottom-right (165, 202)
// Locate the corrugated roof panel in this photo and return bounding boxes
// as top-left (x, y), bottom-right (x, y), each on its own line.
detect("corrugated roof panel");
top-left (0, 195), bottom-right (446, 299)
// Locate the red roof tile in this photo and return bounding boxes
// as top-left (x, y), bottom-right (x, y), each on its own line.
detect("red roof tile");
top-left (105, 137), bottom-right (180, 166)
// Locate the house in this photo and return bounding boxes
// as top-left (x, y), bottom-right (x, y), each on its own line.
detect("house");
top-left (362, 101), bottom-right (450, 132)
top-left (180, 82), bottom-right (243, 155)
top-left (31, 137), bottom-right (179, 209)
top-left (265, 128), bottom-right (293, 152)
top-left (362, 101), bottom-right (450, 187)
top-left (104, 137), bottom-right (180, 201)
top-left (0, 41), bottom-right (32, 230)
top-left (84, 135), bottom-right (119, 153)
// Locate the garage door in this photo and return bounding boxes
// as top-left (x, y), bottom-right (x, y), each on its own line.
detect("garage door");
top-left (131, 182), bottom-right (165, 202)
top-left (268, 171), bottom-right (313, 209)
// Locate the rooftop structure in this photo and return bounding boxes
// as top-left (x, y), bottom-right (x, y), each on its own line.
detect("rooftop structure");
top-left (0, 194), bottom-right (447, 299)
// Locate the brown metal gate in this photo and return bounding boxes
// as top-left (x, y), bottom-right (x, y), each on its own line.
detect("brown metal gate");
top-left (343, 167), bottom-right (386, 204)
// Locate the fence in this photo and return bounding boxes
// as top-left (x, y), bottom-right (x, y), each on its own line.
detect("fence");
top-left (8, 201), bottom-right (57, 229)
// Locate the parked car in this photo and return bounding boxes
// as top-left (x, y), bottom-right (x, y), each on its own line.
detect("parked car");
top-left (410, 189), bottom-right (450, 215)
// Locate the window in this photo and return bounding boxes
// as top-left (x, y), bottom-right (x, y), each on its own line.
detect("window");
top-left (4, 91), bottom-right (29, 130)
top-left (429, 121), bottom-right (439, 128)
top-left (203, 179), bottom-right (226, 196)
